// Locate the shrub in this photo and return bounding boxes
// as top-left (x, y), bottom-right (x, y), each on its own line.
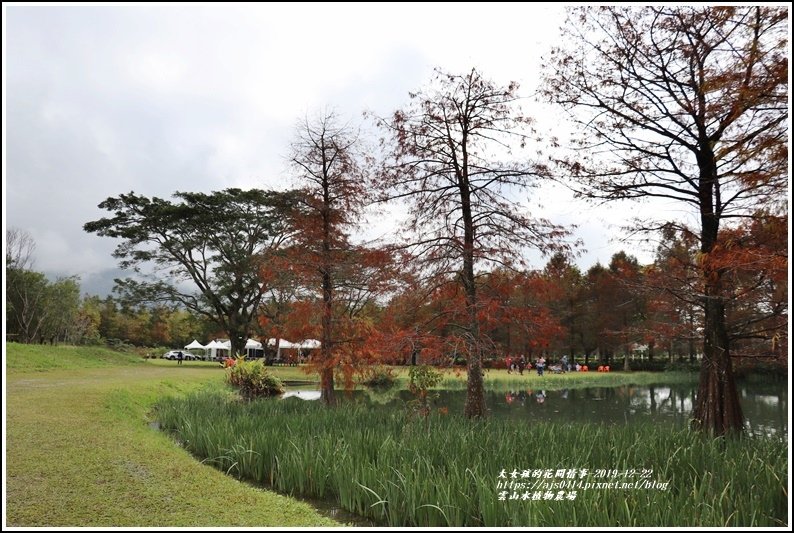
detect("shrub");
top-left (360, 365), bottom-right (397, 388)
top-left (664, 360), bottom-right (701, 372)
top-left (629, 359), bottom-right (669, 372)
top-left (407, 365), bottom-right (443, 425)
top-left (225, 360), bottom-right (285, 400)
top-left (732, 357), bottom-right (787, 379)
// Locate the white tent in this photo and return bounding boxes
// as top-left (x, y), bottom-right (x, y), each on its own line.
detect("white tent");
top-left (184, 339), bottom-right (207, 360)
top-left (205, 340), bottom-right (228, 360)
top-left (264, 338), bottom-right (321, 361)
top-left (266, 338), bottom-right (304, 360)
top-left (184, 339), bottom-right (205, 350)
top-left (266, 338), bottom-right (302, 350)
top-left (299, 339), bottom-right (321, 350)
top-left (243, 338), bottom-right (263, 358)
top-left (245, 339), bottom-right (263, 350)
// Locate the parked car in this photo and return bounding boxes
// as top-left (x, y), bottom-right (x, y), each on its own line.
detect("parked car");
top-left (162, 350), bottom-right (199, 360)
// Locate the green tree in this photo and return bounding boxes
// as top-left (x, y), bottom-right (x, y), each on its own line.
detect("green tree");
top-left (74, 296), bottom-right (102, 345)
top-left (40, 276), bottom-right (81, 344)
top-left (84, 188), bottom-right (297, 356)
top-left (6, 269), bottom-right (50, 343)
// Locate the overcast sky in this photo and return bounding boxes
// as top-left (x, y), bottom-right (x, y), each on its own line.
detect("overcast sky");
top-left (4, 3), bottom-right (665, 296)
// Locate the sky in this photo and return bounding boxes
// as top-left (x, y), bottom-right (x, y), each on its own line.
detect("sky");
top-left (4, 3), bottom-right (667, 297)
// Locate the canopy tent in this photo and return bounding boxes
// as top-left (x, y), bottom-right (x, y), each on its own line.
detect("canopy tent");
top-left (266, 338), bottom-right (302, 350)
top-left (184, 339), bottom-right (206, 350)
top-left (200, 339), bottom-right (264, 359)
top-left (266, 338), bottom-right (321, 361)
top-left (243, 338), bottom-right (264, 358)
top-left (205, 340), bottom-right (228, 359)
top-left (183, 339), bottom-right (208, 359)
top-left (299, 339), bottom-right (321, 350)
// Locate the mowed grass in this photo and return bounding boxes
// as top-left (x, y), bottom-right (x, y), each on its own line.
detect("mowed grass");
top-left (5, 343), bottom-right (338, 527)
top-left (147, 357), bottom-right (317, 382)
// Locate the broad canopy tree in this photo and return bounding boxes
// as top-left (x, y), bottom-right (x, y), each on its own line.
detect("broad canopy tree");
top-left (375, 68), bottom-right (570, 418)
top-left (84, 188), bottom-right (297, 357)
top-left (544, 6), bottom-right (788, 434)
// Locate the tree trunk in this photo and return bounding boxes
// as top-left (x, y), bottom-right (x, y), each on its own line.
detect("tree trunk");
top-left (227, 321), bottom-right (247, 358)
top-left (320, 176), bottom-right (336, 406)
top-left (692, 278), bottom-right (743, 434)
top-left (649, 385), bottom-right (657, 414)
top-left (460, 165), bottom-right (485, 419)
top-left (320, 263), bottom-right (336, 406)
top-left (623, 344), bottom-right (630, 371)
top-left (320, 366), bottom-right (335, 405)
top-left (464, 334), bottom-right (486, 418)
top-left (691, 152), bottom-right (743, 434)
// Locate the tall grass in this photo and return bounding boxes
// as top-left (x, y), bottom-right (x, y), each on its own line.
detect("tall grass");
top-left (379, 367), bottom-right (699, 391)
top-left (155, 393), bottom-right (786, 527)
top-left (441, 370), bottom-right (699, 390)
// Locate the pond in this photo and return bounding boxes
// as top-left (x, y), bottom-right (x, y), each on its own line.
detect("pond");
top-left (286, 380), bottom-right (787, 437)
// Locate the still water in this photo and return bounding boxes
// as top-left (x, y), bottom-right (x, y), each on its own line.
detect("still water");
top-left (286, 381), bottom-right (788, 437)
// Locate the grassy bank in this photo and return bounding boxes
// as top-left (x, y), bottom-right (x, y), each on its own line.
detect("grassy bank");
top-left (5, 343), bottom-right (338, 527)
top-left (375, 366), bottom-right (699, 391)
top-left (5, 342), bottom-right (144, 371)
top-left (156, 392), bottom-right (787, 527)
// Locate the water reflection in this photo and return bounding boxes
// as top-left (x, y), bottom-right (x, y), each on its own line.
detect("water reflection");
top-left (282, 390), bottom-right (322, 401)
top-left (304, 381), bottom-right (787, 437)
top-left (488, 383), bottom-right (786, 437)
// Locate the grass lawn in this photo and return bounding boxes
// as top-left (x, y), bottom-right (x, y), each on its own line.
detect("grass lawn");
top-left (146, 357), bottom-right (317, 382)
top-left (5, 343), bottom-right (339, 527)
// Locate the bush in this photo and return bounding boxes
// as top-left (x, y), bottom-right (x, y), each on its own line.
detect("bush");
top-left (360, 365), bottom-right (397, 388)
top-left (408, 365), bottom-right (443, 424)
top-left (732, 357), bottom-right (787, 380)
top-left (225, 360), bottom-right (285, 400)
top-left (483, 358), bottom-right (507, 369)
top-left (629, 359), bottom-right (669, 372)
top-left (664, 360), bottom-right (701, 372)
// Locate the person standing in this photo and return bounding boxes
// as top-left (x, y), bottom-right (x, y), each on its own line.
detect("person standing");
top-left (506, 355), bottom-right (513, 374)
top-left (177, 351), bottom-right (184, 366)
top-left (518, 356), bottom-right (527, 376)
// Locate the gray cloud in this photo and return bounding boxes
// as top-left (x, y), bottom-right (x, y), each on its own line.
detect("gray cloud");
top-left (5, 4), bottom-right (658, 297)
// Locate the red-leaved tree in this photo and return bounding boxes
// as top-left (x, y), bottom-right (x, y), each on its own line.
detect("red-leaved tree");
top-left (544, 6), bottom-right (788, 434)
top-left (374, 68), bottom-right (571, 417)
top-left (283, 111), bottom-right (396, 405)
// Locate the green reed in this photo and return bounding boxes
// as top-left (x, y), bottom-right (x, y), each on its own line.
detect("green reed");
top-left (155, 392), bottom-right (786, 527)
